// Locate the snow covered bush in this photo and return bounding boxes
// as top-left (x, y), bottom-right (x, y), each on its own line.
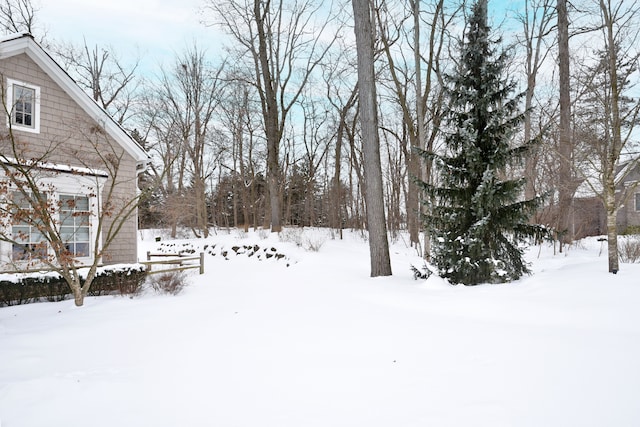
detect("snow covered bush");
top-left (279, 227), bottom-right (303, 246)
top-left (619, 236), bottom-right (640, 264)
top-left (0, 265), bottom-right (147, 306)
top-left (410, 263), bottom-right (433, 280)
top-left (0, 273), bottom-right (67, 306)
top-left (234, 229), bottom-right (248, 239)
top-left (91, 265), bottom-right (148, 297)
top-left (303, 236), bottom-right (326, 252)
top-left (279, 228), bottom-right (328, 252)
top-left (148, 271), bottom-right (188, 295)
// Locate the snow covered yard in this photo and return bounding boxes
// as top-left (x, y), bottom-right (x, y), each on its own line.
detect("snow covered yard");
top-left (1, 229), bottom-right (639, 427)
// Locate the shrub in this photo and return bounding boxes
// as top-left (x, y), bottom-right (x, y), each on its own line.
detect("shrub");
top-left (619, 236), bottom-right (640, 264)
top-left (234, 229), bottom-right (248, 239)
top-left (279, 227), bottom-right (303, 246)
top-left (148, 271), bottom-right (188, 295)
top-left (0, 265), bottom-right (147, 307)
top-left (303, 236), bottom-right (326, 252)
top-left (90, 266), bottom-right (147, 297)
top-left (410, 263), bottom-right (433, 280)
top-left (622, 225), bottom-right (640, 236)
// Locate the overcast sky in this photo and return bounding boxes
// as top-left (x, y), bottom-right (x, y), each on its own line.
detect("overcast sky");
top-left (36, 0), bottom-right (518, 74)
top-left (38, 0), bottom-right (219, 71)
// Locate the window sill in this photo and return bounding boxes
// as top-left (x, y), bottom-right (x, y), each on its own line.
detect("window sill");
top-left (10, 124), bottom-right (40, 134)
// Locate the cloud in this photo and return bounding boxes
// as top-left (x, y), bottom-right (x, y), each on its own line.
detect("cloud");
top-left (39, 0), bottom-right (217, 64)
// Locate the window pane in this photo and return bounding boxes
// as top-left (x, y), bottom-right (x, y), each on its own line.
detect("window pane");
top-left (31, 229), bottom-right (45, 242)
top-left (12, 226), bottom-right (29, 242)
top-left (75, 197), bottom-right (89, 211)
top-left (636, 193), bottom-right (640, 211)
top-left (13, 192), bottom-right (28, 209)
top-left (12, 245), bottom-right (28, 260)
top-left (76, 227), bottom-right (89, 241)
top-left (60, 226), bottom-right (74, 240)
top-left (75, 243), bottom-right (89, 257)
top-left (31, 243), bottom-right (47, 258)
top-left (78, 214), bottom-right (90, 227)
top-left (61, 214), bottom-right (74, 226)
top-left (60, 195), bottom-right (73, 209)
top-left (16, 86), bottom-right (32, 102)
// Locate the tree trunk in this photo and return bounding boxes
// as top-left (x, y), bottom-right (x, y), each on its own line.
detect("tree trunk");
top-left (330, 88), bottom-right (357, 235)
top-left (601, 0), bottom-right (624, 273)
top-left (194, 176), bottom-right (209, 238)
top-left (170, 219), bottom-right (177, 239)
top-left (606, 196), bottom-right (619, 273)
top-left (557, 0), bottom-right (573, 249)
top-left (410, 0), bottom-right (423, 248)
top-left (331, 126), bottom-right (344, 232)
top-left (524, 77), bottom-right (536, 200)
top-left (254, 0), bottom-right (282, 232)
top-left (239, 146), bottom-right (250, 233)
top-left (73, 286), bottom-right (84, 306)
top-left (352, 0), bottom-right (392, 277)
top-left (267, 144), bottom-right (282, 232)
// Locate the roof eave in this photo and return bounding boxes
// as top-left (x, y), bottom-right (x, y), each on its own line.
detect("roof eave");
top-left (0, 34), bottom-right (149, 165)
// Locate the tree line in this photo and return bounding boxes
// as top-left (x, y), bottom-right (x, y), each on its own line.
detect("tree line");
top-left (2, 0), bottom-right (639, 277)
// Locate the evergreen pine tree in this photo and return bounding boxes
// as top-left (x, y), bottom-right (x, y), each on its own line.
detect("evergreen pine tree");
top-left (417, 0), bottom-right (546, 285)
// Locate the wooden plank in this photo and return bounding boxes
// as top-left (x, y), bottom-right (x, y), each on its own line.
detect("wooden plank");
top-left (143, 252), bottom-right (205, 275)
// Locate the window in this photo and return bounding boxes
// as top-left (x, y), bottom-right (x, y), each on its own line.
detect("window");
top-left (11, 192), bottom-right (48, 261)
top-left (6, 79), bottom-right (40, 133)
top-left (636, 193), bottom-right (640, 211)
top-left (13, 85), bottom-right (35, 127)
top-left (59, 195), bottom-right (90, 258)
top-left (1, 171), bottom-right (104, 267)
top-left (10, 193), bottom-right (92, 262)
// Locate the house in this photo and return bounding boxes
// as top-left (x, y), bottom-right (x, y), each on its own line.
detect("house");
top-left (571, 159), bottom-right (640, 239)
top-left (0, 32), bottom-right (149, 269)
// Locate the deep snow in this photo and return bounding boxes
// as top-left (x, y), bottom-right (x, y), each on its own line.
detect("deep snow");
top-left (1, 229), bottom-right (639, 427)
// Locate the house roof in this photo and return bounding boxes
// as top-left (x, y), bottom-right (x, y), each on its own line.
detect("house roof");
top-left (574, 157), bottom-right (640, 199)
top-left (0, 32), bottom-right (149, 168)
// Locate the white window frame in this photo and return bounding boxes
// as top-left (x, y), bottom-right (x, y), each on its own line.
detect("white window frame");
top-left (6, 78), bottom-right (41, 134)
top-left (0, 169), bottom-right (105, 268)
top-left (59, 194), bottom-right (91, 258)
top-left (10, 191), bottom-right (48, 262)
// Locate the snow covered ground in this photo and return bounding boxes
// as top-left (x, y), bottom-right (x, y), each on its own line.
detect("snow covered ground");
top-left (1, 228), bottom-right (639, 427)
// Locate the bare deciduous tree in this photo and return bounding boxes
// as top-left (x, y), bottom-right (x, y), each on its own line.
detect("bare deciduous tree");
top-left (515, 0), bottom-right (556, 200)
top-left (53, 40), bottom-right (140, 126)
top-left (574, 0), bottom-right (640, 273)
top-left (320, 43), bottom-right (359, 236)
top-left (352, 0), bottom-right (392, 276)
top-left (375, 0), bottom-right (459, 254)
top-left (0, 0), bottom-right (37, 35)
top-left (222, 82), bottom-right (252, 231)
top-left (147, 45), bottom-right (225, 238)
top-left (205, 0), bottom-right (336, 232)
top-left (556, 0), bottom-right (574, 248)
